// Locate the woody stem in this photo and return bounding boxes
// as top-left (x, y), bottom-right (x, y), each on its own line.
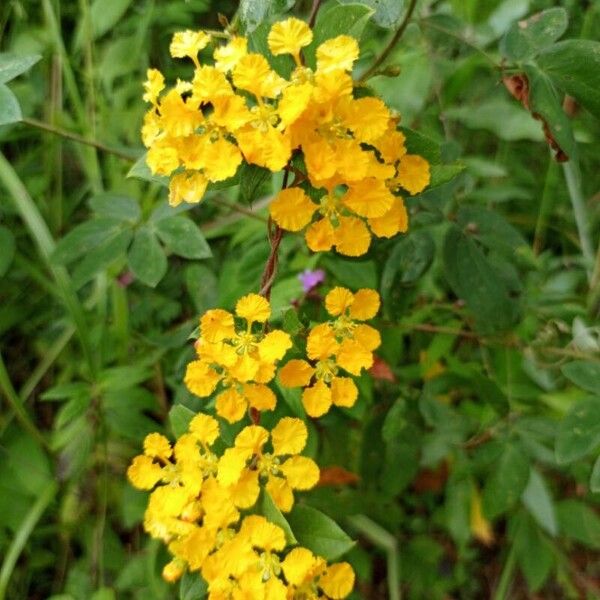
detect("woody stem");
top-left (258, 169), bottom-right (290, 299)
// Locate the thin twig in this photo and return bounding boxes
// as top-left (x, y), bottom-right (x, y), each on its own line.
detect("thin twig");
top-left (308, 0), bottom-right (323, 28)
top-left (22, 117), bottom-right (137, 162)
top-left (358, 0), bottom-right (419, 83)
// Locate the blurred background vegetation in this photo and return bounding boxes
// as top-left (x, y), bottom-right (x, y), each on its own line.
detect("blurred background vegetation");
top-left (1, 0), bottom-right (600, 598)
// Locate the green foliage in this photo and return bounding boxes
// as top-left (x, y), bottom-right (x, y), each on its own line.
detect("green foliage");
top-left (1, 0), bottom-right (600, 599)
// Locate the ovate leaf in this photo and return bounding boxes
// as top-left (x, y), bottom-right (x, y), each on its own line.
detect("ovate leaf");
top-left (155, 216), bottom-right (212, 260)
top-left (521, 468), bottom-right (557, 536)
top-left (0, 53), bottom-right (41, 83)
top-left (500, 8), bottom-right (568, 61)
top-left (561, 361), bottom-right (600, 395)
top-left (556, 499), bottom-right (600, 549)
top-left (286, 505), bottom-right (355, 560)
top-left (0, 84), bottom-right (22, 125)
top-left (169, 405), bottom-right (196, 438)
top-left (259, 491), bottom-right (297, 545)
top-left (52, 218), bottom-right (124, 263)
top-left (555, 398), bottom-right (600, 464)
top-left (537, 40), bottom-right (600, 120)
top-left (339, 0), bottom-right (404, 29)
top-left (483, 443), bottom-right (530, 519)
top-left (127, 226), bottom-right (167, 287)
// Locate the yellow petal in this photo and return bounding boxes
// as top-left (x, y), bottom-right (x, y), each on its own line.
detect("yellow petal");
top-left (279, 359), bottom-right (315, 387)
top-left (334, 216), bottom-right (371, 257)
top-left (271, 417), bottom-right (307, 456)
top-left (373, 126), bottom-right (406, 164)
top-left (280, 455), bottom-right (320, 490)
top-left (240, 514), bottom-right (286, 551)
top-left (266, 476), bottom-right (294, 512)
top-left (235, 424), bottom-right (269, 454)
top-left (316, 35), bottom-right (359, 73)
top-left (243, 383), bottom-right (277, 411)
top-left (143, 433), bottom-right (172, 460)
top-left (396, 154), bottom-right (430, 195)
top-left (281, 547), bottom-right (318, 586)
top-left (214, 36), bottom-right (248, 72)
top-left (306, 323), bottom-right (339, 360)
top-left (170, 30), bottom-right (211, 60)
top-left (233, 54), bottom-right (285, 98)
top-left (200, 308), bottom-right (235, 342)
top-left (229, 353), bottom-right (260, 382)
top-left (236, 293), bottom-right (271, 323)
top-left (349, 289), bottom-right (380, 320)
top-left (342, 179), bottom-right (394, 218)
top-left (320, 562), bottom-right (355, 599)
top-left (127, 455), bottom-right (162, 489)
top-left (325, 287), bottom-right (354, 317)
top-left (304, 141), bottom-right (338, 183)
top-left (268, 17), bottom-right (313, 57)
top-left (302, 380), bottom-right (332, 417)
top-left (270, 188), bottom-right (317, 232)
top-left (278, 82), bottom-right (313, 126)
top-left (229, 468), bottom-right (260, 509)
top-left (168, 171), bottom-right (208, 206)
top-left (142, 68), bottom-right (165, 104)
top-left (353, 324), bottom-right (381, 351)
top-left (146, 140), bottom-right (179, 176)
top-left (330, 377), bottom-right (358, 408)
top-left (341, 97), bottom-right (390, 142)
top-left (201, 137), bottom-right (242, 182)
top-left (184, 360), bottom-right (221, 397)
top-left (211, 94), bottom-right (251, 131)
top-left (188, 413), bottom-right (220, 445)
top-left (305, 218), bottom-right (335, 253)
top-left (215, 387), bottom-right (247, 423)
top-left (191, 65), bottom-right (233, 103)
top-left (258, 330), bottom-right (292, 362)
top-left (336, 339), bottom-right (373, 375)
top-left (368, 197), bottom-right (408, 238)
top-left (217, 447), bottom-right (249, 486)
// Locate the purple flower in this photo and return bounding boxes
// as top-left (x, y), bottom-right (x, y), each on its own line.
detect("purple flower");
top-left (298, 268), bottom-right (325, 293)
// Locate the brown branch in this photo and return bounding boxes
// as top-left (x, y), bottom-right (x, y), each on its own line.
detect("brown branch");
top-left (21, 117), bottom-right (137, 161)
top-left (357, 0), bottom-right (419, 83)
top-left (308, 0), bottom-right (323, 28)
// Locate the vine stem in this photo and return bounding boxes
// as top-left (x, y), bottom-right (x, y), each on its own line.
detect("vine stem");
top-left (357, 0), bottom-right (419, 84)
top-left (258, 170), bottom-right (290, 299)
top-left (308, 0), bottom-right (323, 28)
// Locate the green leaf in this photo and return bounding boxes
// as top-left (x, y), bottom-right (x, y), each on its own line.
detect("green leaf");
top-left (0, 83), bottom-right (22, 125)
top-left (169, 405), bottom-right (196, 438)
top-left (483, 443), bottom-right (530, 519)
top-left (286, 504), bottom-right (355, 561)
top-left (537, 40), bottom-right (600, 120)
top-left (238, 163), bottom-right (271, 205)
top-left (0, 225), bottom-right (15, 276)
top-left (523, 64), bottom-right (576, 160)
top-left (155, 216), bottom-right (212, 260)
top-left (240, 0), bottom-right (296, 33)
top-left (127, 226), bottom-right (167, 287)
top-left (514, 514), bottom-right (554, 592)
top-left (443, 225), bottom-right (517, 333)
top-left (429, 164), bottom-right (465, 189)
top-left (521, 468), bottom-right (557, 536)
top-left (472, 374), bottom-right (509, 416)
top-left (52, 218), bottom-right (124, 264)
top-left (0, 53), bottom-right (41, 84)
top-left (340, 0), bottom-right (404, 28)
top-left (590, 455), bottom-right (600, 494)
top-left (306, 2), bottom-right (374, 67)
top-left (77, 0), bottom-right (134, 43)
top-left (556, 499), bottom-right (600, 549)
top-left (179, 571), bottom-right (207, 600)
top-left (126, 154), bottom-right (168, 187)
top-left (561, 361), bottom-right (600, 395)
top-left (72, 230), bottom-right (132, 288)
top-left (400, 127), bottom-right (442, 163)
top-left (555, 398), bottom-right (600, 464)
top-left (500, 8), bottom-right (568, 61)
top-left (457, 205), bottom-right (527, 258)
top-left (259, 491), bottom-right (297, 545)
top-left (89, 193), bottom-right (141, 223)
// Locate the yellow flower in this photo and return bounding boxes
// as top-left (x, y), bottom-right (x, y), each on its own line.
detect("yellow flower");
top-left (368, 197), bottom-right (408, 238)
top-left (316, 35), bottom-right (359, 73)
top-left (185, 296), bottom-right (291, 423)
top-left (217, 417), bottom-right (319, 512)
top-left (233, 54), bottom-right (286, 99)
top-left (168, 171), bottom-right (208, 207)
top-left (214, 36), bottom-right (248, 72)
top-left (143, 68), bottom-right (164, 104)
top-left (270, 188), bottom-right (318, 232)
top-left (268, 17), bottom-right (313, 64)
top-left (170, 30), bottom-right (211, 64)
top-left (394, 154), bottom-right (431, 195)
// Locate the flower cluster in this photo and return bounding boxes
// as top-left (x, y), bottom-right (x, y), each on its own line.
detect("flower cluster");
top-left (279, 287), bottom-right (381, 417)
top-left (142, 17), bottom-right (430, 255)
top-left (184, 293), bottom-right (291, 423)
top-left (128, 414), bottom-right (353, 598)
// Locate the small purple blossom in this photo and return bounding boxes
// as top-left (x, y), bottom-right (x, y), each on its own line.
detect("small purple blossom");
top-left (298, 268), bottom-right (325, 293)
